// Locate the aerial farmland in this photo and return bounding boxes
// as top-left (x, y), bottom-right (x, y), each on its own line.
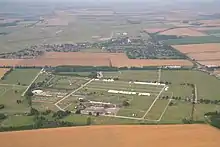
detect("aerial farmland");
top-left (0, 1), bottom-right (220, 143)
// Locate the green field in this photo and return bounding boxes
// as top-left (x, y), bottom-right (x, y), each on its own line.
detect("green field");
top-left (145, 99), bottom-right (169, 120)
top-left (1, 116), bottom-right (34, 127)
top-left (0, 19), bottom-right (163, 53)
top-left (0, 69), bottom-right (40, 85)
top-left (49, 76), bottom-right (88, 91)
top-left (202, 29), bottom-right (220, 35)
top-left (163, 36), bottom-right (220, 45)
top-left (0, 85), bottom-right (29, 113)
top-left (1, 68), bottom-right (220, 127)
top-left (161, 70), bottom-right (220, 100)
top-left (103, 70), bottom-right (158, 81)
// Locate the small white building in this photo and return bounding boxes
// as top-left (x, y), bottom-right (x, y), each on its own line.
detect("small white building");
top-left (122, 32), bottom-right (128, 36)
top-left (32, 90), bottom-right (43, 95)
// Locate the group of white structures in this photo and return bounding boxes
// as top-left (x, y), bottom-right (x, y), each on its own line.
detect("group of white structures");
top-left (28, 68), bottom-right (171, 121)
top-left (107, 81), bottom-right (169, 97)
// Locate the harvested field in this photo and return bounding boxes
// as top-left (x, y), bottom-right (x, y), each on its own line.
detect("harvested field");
top-left (39, 52), bottom-right (126, 60)
top-left (0, 52), bottom-right (193, 67)
top-left (198, 60), bottom-right (220, 67)
top-left (41, 18), bottom-right (69, 26)
top-left (111, 59), bottom-right (193, 67)
top-left (194, 27), bottom-right (220, 31)
top-left (199, 19), bottom-right (220, 27)
top-left (213, 69), bottom-right (220, 75)
top-left (19, 58), bottom-right (111, 67)
top-left (0, 59), bottom-right (23, 67)
top-left (0, 125), bottom-right (219, 147)
top-left (172, 44), bottom-right (220, 54)
top-left (0, 68), bottom-right (10, 79)
top-left (160, 28), bottom-right (206, 36)
top-left (188, 52), bottom-right (220, 61)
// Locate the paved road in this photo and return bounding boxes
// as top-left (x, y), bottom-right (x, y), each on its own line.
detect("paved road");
top-left (142, 86), bottom-right (166, 119)
top-left (55, 78), bottom-right (94, 110)
top-left (21, 68), bottom-right (44, 96)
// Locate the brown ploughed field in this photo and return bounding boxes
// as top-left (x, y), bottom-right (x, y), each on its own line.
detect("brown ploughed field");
top-left (40, 52), bottom-right (193, 67)
top-left (199, 19), bottom-right (220, 27)
top-left (19, 58), bottom-right (111, 67)
top-left (199, 60), bottom-right (220, 66)
top-left (160, 28), bottom-right (206, 36)
top-left (188, 52), bottom-right (220, 61)
top-left (0, 125), bottom-right (219, 147)
top-left (0, 59), bottom-right (23, 67)
top-left (39, 52), bottom-right (126, 60)
top-left (0, 52), bottom-right (193, 67)
top-left (0, 68), bottom-right (10, 79)
top-left (111, 59), bottom-right (193, 67)
top-left (172, 44), bottom-right (220, 54)
top-left (194, 27), bottom-right (220, 31)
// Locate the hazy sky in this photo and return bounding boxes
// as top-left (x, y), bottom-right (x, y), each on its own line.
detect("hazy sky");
top-left (0, 0), bottom-right (218, 4)
top-left (0, 0), bottom-right (217, 1)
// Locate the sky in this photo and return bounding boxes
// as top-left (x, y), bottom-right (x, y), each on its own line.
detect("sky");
top-left (0, 0), bottom-right (217, 1)
top-left (0, 0), bottom-right (218, 4)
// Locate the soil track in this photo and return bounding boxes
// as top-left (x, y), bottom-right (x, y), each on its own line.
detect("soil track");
top-left (172, 44), bottom-right (220, 54)
top-left (160, 28), bottom-right (206, 36)
top-left (0, 52), bottom-right (193, 67)
top-left (0, 125), bottom-right (219, 147)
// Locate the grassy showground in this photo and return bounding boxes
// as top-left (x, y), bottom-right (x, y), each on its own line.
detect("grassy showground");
top-left (0, 69), bottom-right (41, 85)
top-left (1, 68), bottom-right (220, 126)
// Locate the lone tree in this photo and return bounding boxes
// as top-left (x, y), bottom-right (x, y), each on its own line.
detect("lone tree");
top-left (87, 117), bottom-right (92, 125)
top-left (0, 113), bottom-right (6, 120)
top-left (122, 100), bottom-right (130, 107)
top-left (26, 96), bottom-right (32, 107)
top-left (30, 107), bottom-right (39, 116)
top-left (0, 104), bottom-right (5, 109)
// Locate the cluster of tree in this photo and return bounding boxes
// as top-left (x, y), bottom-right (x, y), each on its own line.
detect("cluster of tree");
top-left (0, 120), bottom-right (76, 132)
top-left (198, 99), bottom-right (220, 105)
top-left (180, 83), bottom-right (194, 87)
top-left (0, 22), bottom-right (18, 27)
top-left (54, 72), bottom-right (89, 77)
top-left (160, 81), bottom-right (172, 85)
top-left (0, 104), bottom-right (5, 109)
top-left (54, 66), bottom-right (118, 73)
top-left (151, 34), bottom-right (182, 41)
top-left (122, 100), bottom-right (130, 107)
top-left (162, 95), bottom-right (220, 105)
top-left (0, 32), bottom-right (8, 36)
top-left (204, 111), bottom-right (220, 129)
top-left (127, 19), bottom-right (141, 24)
top-left (29, 108), bottom-right (39, 116)
top-left (52, 110), bottom-right (71, 119)
top-left (160, 96), bottom-right (182, 100)
top-left (16, 100), bottom-right (22, 104)
top-left (182, 118), bottom-right (193, 124)
top-left (0, 113), bottom-right (6, 120)
top-left (0, 68), bottom-right (13, 80)
top-left (125, 42), bottom-right (187, 60)
top-left (0, 43), bottom-right (92, 59)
